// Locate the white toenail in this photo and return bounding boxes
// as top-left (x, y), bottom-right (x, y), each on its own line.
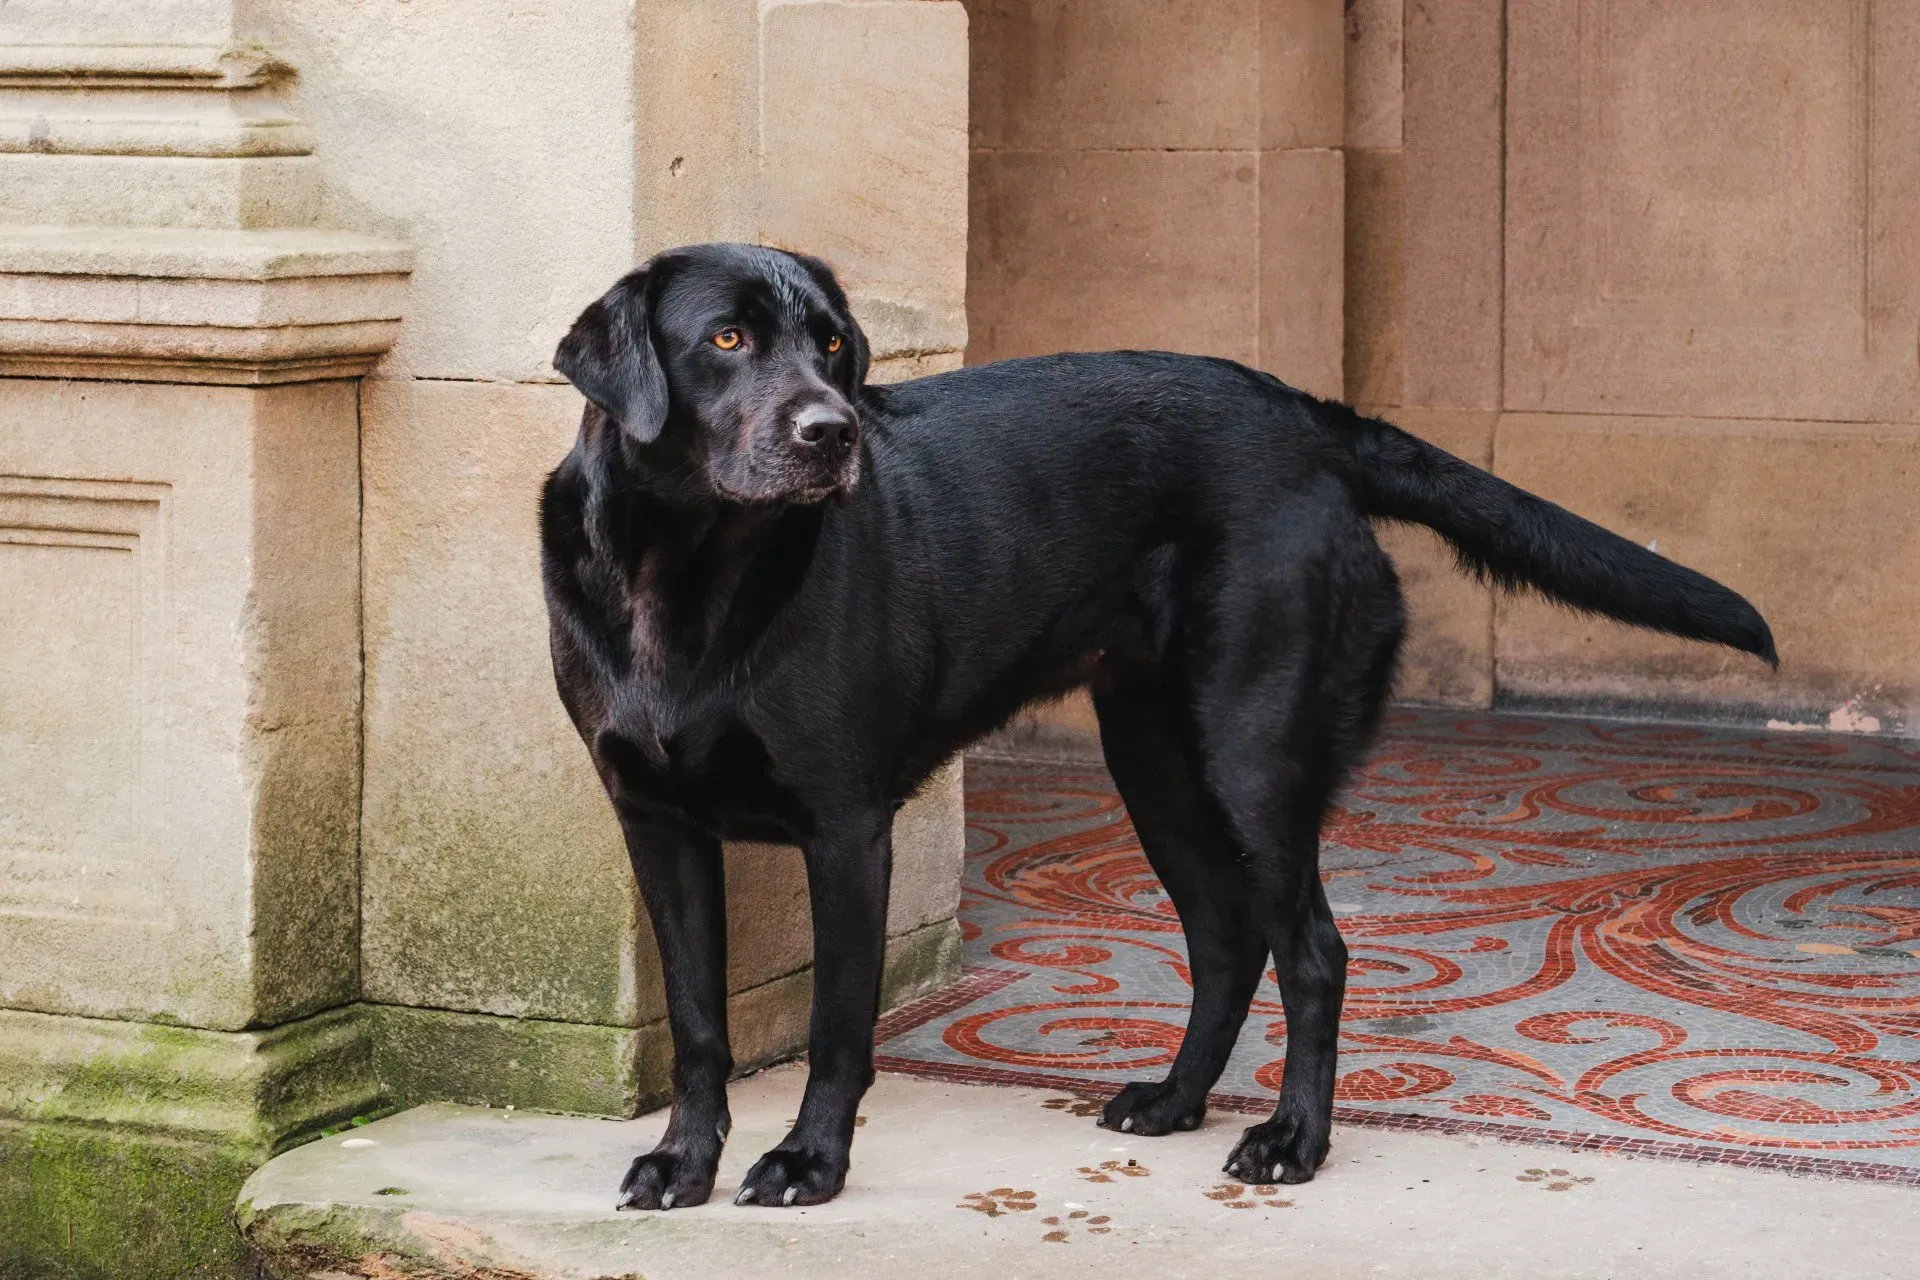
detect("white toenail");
top-left (783, 1186), bottom-right (799, 1205)
top-left (1272, 1163), bottom-right (1284, 1182)
top-left (737, 1187), bottom-right (756, 1204)
top-left (661, 1192), bottom-right (675, 1210)
top-left (1120, 1117), bottom-right (1134, 1132)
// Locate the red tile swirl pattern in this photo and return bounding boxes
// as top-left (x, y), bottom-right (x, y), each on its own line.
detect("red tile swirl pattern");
top-left (875, 709), bottom-right (1920, 1183)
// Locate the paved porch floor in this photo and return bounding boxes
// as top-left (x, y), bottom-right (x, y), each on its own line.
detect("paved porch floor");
top-left (242, 708), bottom-right (1920, 1277)
top-left (240, 1067), bottom-right (1920, 1279)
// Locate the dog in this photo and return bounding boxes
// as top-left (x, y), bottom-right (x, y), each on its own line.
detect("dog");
top-left (540, 242), bottom-right (1775, 1210)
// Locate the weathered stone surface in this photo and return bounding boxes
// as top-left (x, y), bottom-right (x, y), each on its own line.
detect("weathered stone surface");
top-left (969, 0), bottom-right (1263, 150)
top-left (0, 378), bottom-right (362, 1030)
top-left (0, 225), bottom-right (411, 383)
top-left (761, 2), bottom-right (969, 361)
top-left (3, 1119), bottom-right (259, 1280)
top-left (0, 154), bottom-right (318, 228)
top-left (0, 3), bottom-right (261, 45)
top-left (275, 0), bottom-right (639, 382)
top-left (1505, 0), bottom-right (1920, 423)
top-left (0, 1004), bottom-right (381, 1280)
top-left (358, 378), bottom-right (636, 1026)
top-left (1344, 0), bottom-right (1403, 150)
top-left (1259, 146), bottom-right (1344, 399)
top-left (1401, 0), bottom-right (1502, 410)
top-left (969, 148), bottom-right (1262, 365)
top-left (1495, 413), bottom-right (1920, 732)
top-left (989, 690), bottom-right (1103, 760)
top-left (237, 1069), bottom-right (1920, 1280)
top-left (0, 1007), bottom-right (378, 1149)
top-left (1344, 147), bottom-right (1403, 406)
top-left (968, 1), bottom-right (1346, 386)
top-left (889, 758), bottom-right (967, 936)
top-left (1260, 0), bottom-right (1346, 150)
top-left (634, 0), bottom-right (759, 251)
top-left (363, 920), bottom-right (962, 1118)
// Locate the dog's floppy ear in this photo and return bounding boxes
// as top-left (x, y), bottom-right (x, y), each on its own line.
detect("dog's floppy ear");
top-left (554, 268), bottom-right (668, 443)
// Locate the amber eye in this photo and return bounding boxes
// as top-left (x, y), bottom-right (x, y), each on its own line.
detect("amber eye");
top-left (826, 334), bottom-right (843, 354)
top-left (712, 328), bottom-right (743, 350)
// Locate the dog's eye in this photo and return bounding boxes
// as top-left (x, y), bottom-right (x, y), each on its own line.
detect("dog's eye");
top-left (826, 335), bottom-right (843, 354)
top-left (712, 329), bottom-right (743, 351)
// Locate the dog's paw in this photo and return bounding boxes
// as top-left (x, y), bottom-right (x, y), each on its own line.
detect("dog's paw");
top-left (1097, 1080), bottom-right (1205, 1136)
top-left (1222, 1114), bottom-right (1329, 1186)
top-left (733, 1146), bottom-right (848, 1207)
top-left (616, 1145), bottom-right (720, 1211)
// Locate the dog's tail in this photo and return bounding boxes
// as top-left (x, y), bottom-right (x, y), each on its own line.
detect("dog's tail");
top-left (1326, 400), bottom-right (1777, 666)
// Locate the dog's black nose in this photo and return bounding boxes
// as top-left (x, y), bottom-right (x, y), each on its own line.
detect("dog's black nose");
top-left (793, 403), bottom-right (858, 451)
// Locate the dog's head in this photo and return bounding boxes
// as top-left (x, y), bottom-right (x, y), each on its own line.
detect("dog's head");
top-left (554, 243), bottom-right (871, 505)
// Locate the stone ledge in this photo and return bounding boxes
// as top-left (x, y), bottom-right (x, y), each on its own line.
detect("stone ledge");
top-left (0, 225), bottom-right (416, 279)
top-left (364, 918), bottom-right (964, 1119)
top-left (0, 225), bottom-right (413, 383)
top-left (0, 151), bottom-right (321, 229)
top-left (236, 1068), bottom-right (1920, 1280)
top-left (0, 112), bottom-right (316, 158)
top-left (0, 1005), bottom-right (381, 1150)
top-left (0, 43), bottom-right (294, 90)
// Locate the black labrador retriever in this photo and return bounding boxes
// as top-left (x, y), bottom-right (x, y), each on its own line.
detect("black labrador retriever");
top-left (541, 242), bottom-right (1775, 1211)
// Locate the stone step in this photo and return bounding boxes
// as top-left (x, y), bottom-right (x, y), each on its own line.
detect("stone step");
top-left (239, 1064), bottom-right (1918, 1280)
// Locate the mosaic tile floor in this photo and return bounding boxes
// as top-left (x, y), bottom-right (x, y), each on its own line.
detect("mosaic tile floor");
top-left (876, 708), bottom-right (1920, 1184)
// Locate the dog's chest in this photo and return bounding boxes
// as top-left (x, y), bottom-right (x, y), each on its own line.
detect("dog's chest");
top-left (608, 692), bottom-right (811, 843)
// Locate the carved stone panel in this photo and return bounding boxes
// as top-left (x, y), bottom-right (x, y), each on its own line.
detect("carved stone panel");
top-left (0, 478), bottom-right (169, 927)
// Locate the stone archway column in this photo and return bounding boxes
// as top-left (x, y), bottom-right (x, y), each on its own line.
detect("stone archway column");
top-left (0, 6), bottom-right (410, 1276)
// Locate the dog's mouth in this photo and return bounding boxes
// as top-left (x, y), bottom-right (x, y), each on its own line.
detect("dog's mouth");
top-left (715, 469), bottom-right (861, 508)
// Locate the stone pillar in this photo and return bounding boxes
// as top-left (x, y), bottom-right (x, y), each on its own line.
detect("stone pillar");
top-left (0, 5), bottom-right (410, 1277)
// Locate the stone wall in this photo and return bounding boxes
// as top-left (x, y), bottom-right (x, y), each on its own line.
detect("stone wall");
top-left (1347, 0), bottom-right (1917, 734)
top-left (0, 3), bottom-right (970, 1277)
top-left (970, 0), bottom-right (1917, 744)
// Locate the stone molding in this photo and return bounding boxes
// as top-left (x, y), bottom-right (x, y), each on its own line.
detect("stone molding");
top-left (0, 43), bottom-right (296, 90)
top-left (0, 225), bottom-right (413, 383)
top-left (0, 1005), bottom-right (379, 1151)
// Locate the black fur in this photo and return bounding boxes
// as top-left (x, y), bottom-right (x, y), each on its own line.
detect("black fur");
top-left (540, 243), bottom-right (1775, 1211)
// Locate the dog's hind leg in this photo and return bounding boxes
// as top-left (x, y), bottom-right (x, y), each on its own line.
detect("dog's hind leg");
top-left (1092, 658), bottom-right (1269, 1137)
top-left (1190, 521), bottom-right (1402, 1184)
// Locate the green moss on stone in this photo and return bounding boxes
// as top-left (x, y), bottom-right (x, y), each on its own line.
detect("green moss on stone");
top-left (365, 1004), bottom-right (644, 1118)
top-left (0, 1119), bottom-right (255, 1280)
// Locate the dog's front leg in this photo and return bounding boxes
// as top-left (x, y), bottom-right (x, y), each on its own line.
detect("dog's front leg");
top-left (614, 808), bottom-right (732, 1210)
top-left (736, 809), bottom-right (892, 1207)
